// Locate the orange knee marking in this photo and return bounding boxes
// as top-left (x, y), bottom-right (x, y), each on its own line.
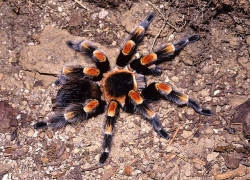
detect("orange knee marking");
top-left (63, 66), bottom-right (73, 75)
top-left (93, 50), bottom-right (106, 62)
top-left (134, 26), bottom-right (145, 37)
top-left (105, 123), bottom-right (113, 134)
top-left (81, 42), bottom-right (90, 50)
top-left (163, 44), bottom-right (175, 53)
top-left (140, 53), bottom-right (157, 66)
top-left (178, 94), bottom-right (188, 103)
top-left (107, 101), bottom-right (118, 117)
top-left (129, 90), bottom-right (143, 105)
top-left (122, 40), bottom-right (135, 55)
top-left (64, 111), bottom-right (76, 120)
top-left (155, 83), bottom-right (172, 94)
top-left (83, 99), bottom-right (99, 113)
top-left (83, 67), bottom-right (100, 77)
top-left (144, 106), bottom-right (155, 118)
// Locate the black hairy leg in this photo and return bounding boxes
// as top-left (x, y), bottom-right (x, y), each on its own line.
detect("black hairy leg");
top-left (142, 82), bottom-right (212, 116)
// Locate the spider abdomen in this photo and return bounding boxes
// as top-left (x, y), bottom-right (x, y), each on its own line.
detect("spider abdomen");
top-left (106, 72), bottom-right (134, 97)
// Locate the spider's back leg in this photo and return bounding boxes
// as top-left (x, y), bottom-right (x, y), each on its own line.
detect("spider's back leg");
top-left (34, 79), bottom-right (105, 130)
top-left (124, 90), bottom-right (170, 139)
top-left (116, 13), bottom-right (155, 67)
top-left (34, 98), bottom-right (106, 130)
top-left (142, 82), bottom-right (213, 116)
top-left (130, 35), bottom-right (200, 75)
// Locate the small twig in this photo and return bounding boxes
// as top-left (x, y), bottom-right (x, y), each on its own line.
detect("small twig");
top-left (128, 158), bottom-right (140, 166)
top-left (74, 0), bottom-right (89, 10)
top-left (214, 166), bottom-right (248, 180)
top-left (164, 164), bottom-right (178, 180)
top-left (80, 164), bottom-right (104, 172)
top-left (168, 124), bottom-right (182, 146)
top-left (148, 1), bottom-right (179, 31)
top-left (150, 23), bottom-right (166, 52)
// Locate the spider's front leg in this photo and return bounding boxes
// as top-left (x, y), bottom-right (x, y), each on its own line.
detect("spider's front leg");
top-left (116, 13), bottom-right (155, 67)
top-left (130, 35), bottom-right (200, 75)
top-left (55, 65), bottom-right (101, 85)
top-left (142, 82), bottom-right (213, 116)
top-left (99, 100), bottom-right (120, 164)
top-left (124, 90), bottom-right (170, 139)
top-left (66, 40), bottom-right (110, 75)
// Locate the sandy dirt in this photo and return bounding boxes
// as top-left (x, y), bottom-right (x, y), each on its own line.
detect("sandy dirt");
top-left (0, 0), bottom-right (250, 179)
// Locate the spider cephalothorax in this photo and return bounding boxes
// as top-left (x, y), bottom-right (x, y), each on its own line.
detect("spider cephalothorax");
top-left (101, 67), bottom-right (146, 104)
top-left (34, 13), bottom-right (212, 164)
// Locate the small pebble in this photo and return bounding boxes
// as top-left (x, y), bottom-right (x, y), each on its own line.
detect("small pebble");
top-left (111, 41), bottom-right (117, 46)
top-left (181, 130), bottom-right (193, 138)
top-left (27, 129), bottom-right (34, 137)
top-left (98, 9), bottom-right (108, 19)
top-left (213, 90), bottom-right (220, 96)
top-left (207, 152), bottom-right (219, 162)
top-left (171, 76), bottom-right (179, 83)
top-left (123, 166), bottom-right (132, 176)
top-left (200, 90), bottom-right (209, 97)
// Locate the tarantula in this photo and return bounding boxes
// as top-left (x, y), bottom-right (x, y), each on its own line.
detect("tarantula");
top-left (34, 13), bottom-right (212, 164)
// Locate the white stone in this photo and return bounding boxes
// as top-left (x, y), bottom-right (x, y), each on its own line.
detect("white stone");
top-left (168, 34), bottom-right (175, 41)
top-left (16, 114), bottom-right (21, 120)
top-left (98, 9), bottom-right (108, 19)
top-left (111, 41), bottom-right (117, 46)
top-left (58, 7), bottom-right (62, 12)
top-left (164, 76), bottom-right (169, 82)
top-left (159, 4), bottom-right (164, 8)
top-left (213, 90), bottom-right (220, 96)
top-left (2, 174), bottom-right (8, 180)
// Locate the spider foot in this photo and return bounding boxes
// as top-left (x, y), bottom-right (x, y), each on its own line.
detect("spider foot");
top-left (151, 116), bottom-right (170, 139)
top-left (34, 114), bottom-right (68, 130)
top-left (34, 121), bottom-right (48, 129)
top-left (174, 34), bottom-right (200, 52)
top-left (99, 152), bottom-right (109, 164)
top-left (141, 12), bottom-right (155, 26)
top-left (187, 98), bottom-right (213, 116)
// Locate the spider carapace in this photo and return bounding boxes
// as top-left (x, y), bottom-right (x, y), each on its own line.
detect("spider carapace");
top-left (34, 13), bottom-right (212, 164)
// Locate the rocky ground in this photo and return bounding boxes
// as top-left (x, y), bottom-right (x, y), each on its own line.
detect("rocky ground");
top-left (0, 0), bottom-right (250, 179)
